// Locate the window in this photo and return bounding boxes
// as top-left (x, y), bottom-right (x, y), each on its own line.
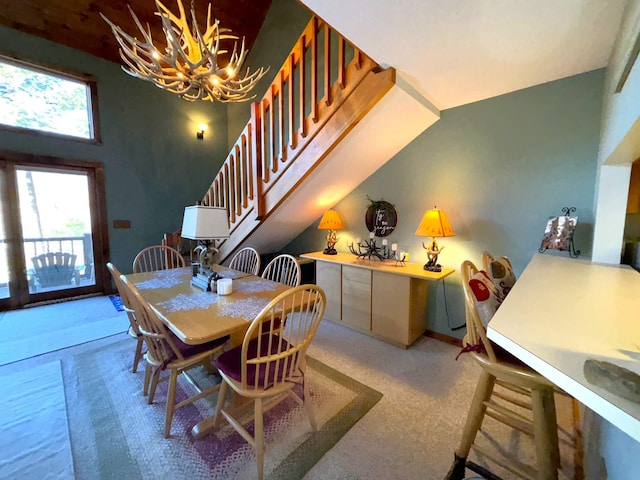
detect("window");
top-left (0, 54), bottom-right (99, 141)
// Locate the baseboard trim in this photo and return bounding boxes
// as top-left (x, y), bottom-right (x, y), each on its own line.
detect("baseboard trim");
top-left (424, 329), bottom-right (462, 347)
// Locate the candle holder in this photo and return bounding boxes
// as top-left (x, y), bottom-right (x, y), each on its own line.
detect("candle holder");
top-left (394, 252), bottom-right (408, 267)
top-left (348, 237), bottom-right (396, 261)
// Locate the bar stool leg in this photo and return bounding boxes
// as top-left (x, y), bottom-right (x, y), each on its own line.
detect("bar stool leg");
top-left (446, 370), bottom-right (496, 480)
top-left (531, 386), bottom-right (560, 480)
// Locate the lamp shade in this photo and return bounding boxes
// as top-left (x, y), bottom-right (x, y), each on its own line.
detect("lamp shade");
top-left (415, 207), bottom-right (455, 238)
top-left (318, 210), bottom-right (344, 230)
top-left (181, 206), bottom-right (230, 240)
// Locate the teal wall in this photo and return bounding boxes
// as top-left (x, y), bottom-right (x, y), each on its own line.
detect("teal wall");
top-left (0, 25), bottom-right (228, 272)
top-left (285, 69), bottom-right (605, 338)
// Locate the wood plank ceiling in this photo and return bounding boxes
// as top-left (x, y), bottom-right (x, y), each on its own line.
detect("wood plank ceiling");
top-left (0, 0), bottom-right (273, 65)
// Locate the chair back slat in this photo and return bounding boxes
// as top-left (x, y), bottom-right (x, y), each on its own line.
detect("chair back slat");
top-left (229, 247), bottom-right (261, 275)
top-left (241, 285), bottom-right (325, 391)
top-left (120, 274), bottom-right (185, 364)
top-left (133, 245), bottom-right (186, 273)
top-left (261, 254), bottom-right (301, 287)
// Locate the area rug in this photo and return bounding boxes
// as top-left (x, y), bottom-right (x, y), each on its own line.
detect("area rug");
top-left (0, 296), bottom-right (128, 366)
top-left (67, 339), bottom-right (382, 479)
top-left (0, 361), bottom-right (74, 479)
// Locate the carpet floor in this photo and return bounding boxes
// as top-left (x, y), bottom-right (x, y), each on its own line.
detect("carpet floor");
top-left (0, 295), bottom-right (128, 366)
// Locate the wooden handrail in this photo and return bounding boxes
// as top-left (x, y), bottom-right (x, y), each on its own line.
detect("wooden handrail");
top-left (200, 15), bottom-right (380, 241)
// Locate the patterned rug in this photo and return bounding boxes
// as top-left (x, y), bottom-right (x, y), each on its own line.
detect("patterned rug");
top-left (67, 339), bottom-right (382, 479)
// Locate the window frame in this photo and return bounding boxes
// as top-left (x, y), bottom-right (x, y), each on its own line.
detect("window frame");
top-left (0, 52), bottom-right (102, 144)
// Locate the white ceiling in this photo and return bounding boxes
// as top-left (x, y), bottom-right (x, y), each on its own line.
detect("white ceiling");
top-left (300, 0), bottom-right (628, 110)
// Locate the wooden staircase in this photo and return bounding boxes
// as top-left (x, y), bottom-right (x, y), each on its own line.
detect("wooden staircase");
top-left (199, 16), bottom-right (440, 261)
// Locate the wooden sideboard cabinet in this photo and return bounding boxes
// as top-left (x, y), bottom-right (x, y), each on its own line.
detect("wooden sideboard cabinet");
top-left (300, 252), bottom-right (454, 347)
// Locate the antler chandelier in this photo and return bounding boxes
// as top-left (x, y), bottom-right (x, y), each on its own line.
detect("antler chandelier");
top-left (101, 0), bottom-right (269, 102)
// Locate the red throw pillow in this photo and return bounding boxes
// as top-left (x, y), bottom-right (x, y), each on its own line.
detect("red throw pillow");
top-left (486, 258), bottom-right (516, 300)
top-left (468, 270), bottom-right (503, 327)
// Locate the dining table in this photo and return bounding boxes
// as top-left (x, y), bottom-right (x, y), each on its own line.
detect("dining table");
top-left (126, 264), bottom-right (295, 438)
top-left (126, 264), bottom-right (293, 347)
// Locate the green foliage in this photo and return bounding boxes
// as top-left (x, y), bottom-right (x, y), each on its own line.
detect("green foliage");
top-left (0, 60), bottom-right (90, 138)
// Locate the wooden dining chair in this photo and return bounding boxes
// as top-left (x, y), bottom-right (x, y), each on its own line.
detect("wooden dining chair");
top-left (120, 275), bottom-right (229, 438)
top-left (132, 245), bottom-right (185, 273)
top-left (261, 254), bottom-right (301, 287)
top-left (228, 247), bottom-right (260, 275)
top-left (106, 262), bottom-right (144, 373)
top-left (446, 260), bottom-right (561, 480)
top-left (211, 285), bottom-right (326, 480)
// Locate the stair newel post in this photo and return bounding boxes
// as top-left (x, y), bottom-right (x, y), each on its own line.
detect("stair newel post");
top-left (251, 101), bottom-right (265, 220)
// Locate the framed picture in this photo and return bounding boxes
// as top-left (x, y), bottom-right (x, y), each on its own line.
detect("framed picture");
top-left (364, 198), bottom-right (397, 237)
top-left (539, 215), bottom-right (578, 253)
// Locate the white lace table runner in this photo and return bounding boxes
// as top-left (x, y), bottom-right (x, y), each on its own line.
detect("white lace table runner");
top-left (135, 269), bottom-right (187, 290)
top-left (234, 279), bottom-right (278, 294)
top-left (157, 292), bottom-right (219, 312)
top-left (218, 296), bottom-right (271, 320)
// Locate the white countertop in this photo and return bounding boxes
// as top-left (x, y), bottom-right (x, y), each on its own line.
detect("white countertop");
top-left (487, 253), bottom-right (640, 442)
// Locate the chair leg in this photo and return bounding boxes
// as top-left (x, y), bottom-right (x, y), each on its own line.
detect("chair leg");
top-left (148, 367), bottom-right (162, 404)
top-left (165, 369), bottom-right (179, 438)
top-left (213, 380), bottom-right (229, 428)
top-left (254, 397), bottom-right (264, 480)
top-left (132, 337), bottom-right (144, 373)
top-left (302, 372), bottom-right (317, 431)
top-left (143, 363), bottom-right (152, 396)
top-left (455, 370), bottom-right (496, 459)
top-left (531, 387), bottom-right (560, 480)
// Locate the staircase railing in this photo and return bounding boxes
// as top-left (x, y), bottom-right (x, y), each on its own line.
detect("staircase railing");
top-left (201, 15), bottom-right (380, 240)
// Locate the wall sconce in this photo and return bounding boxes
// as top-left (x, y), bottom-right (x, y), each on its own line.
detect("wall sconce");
top-left (318, 209), bottom-right (344, 255)
top-left (415, 206), bottom-right (455, 272)
top-left (196, 123), bottom-right (208, 140)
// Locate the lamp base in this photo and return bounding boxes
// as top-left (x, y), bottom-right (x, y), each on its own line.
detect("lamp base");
top-left (424, 263), bottom-right (442, 272)
top-left (323, 247), bottom-right (338, 255)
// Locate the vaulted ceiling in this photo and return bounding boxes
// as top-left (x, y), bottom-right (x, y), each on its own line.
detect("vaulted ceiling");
top-left (0, 0), bottom-right (272, 65)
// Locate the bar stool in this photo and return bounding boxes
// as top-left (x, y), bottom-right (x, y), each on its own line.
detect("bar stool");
top-left (446, 260), bottom-right (561, 480)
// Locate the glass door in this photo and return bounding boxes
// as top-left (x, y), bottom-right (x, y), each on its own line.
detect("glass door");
top-left (0, 156), bottom-right (108, 310)
top-left (17, 167), bottom-right (95, 295)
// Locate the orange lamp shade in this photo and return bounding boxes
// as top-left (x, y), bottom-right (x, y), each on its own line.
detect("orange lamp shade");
top-left (318, 210), bottom-right (344, 230)
top-left (415, 207), bottom-right (455, 238)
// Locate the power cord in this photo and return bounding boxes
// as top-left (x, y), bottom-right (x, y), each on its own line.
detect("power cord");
top-left (442, 276), bottom-right (465, 331)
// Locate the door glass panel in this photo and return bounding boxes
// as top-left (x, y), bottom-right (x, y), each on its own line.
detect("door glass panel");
top-left (0, 170), bottom-right (8, 299)
top-left (16, 168), bottom-right (95, 294)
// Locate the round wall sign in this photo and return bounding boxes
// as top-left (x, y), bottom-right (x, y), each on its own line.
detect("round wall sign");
top-left (365, 199), bottom-right (397, 237)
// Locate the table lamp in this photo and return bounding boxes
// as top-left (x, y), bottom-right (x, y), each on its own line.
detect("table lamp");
top-left (318, 209), bottom-right (344, 255)
top-left (181, 205), bottom-right (230, 289)
top-left (415, 206), bottom-right (455, 272)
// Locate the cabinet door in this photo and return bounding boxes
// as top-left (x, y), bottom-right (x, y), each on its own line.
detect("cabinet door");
top-left (627, 161), bottom-right (640, 214)
top-left (316, 261), bottom-right (341, 321)
top-left (372, 271), bottom-right (427, 346)
top-left (341, 266), bottom-right (371, 331)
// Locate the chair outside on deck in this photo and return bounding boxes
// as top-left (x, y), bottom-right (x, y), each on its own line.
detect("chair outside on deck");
top-left (32, 252), bottom-right (77, 288)
top-left (121, 275), bottom-right (229, 438)
top-left (228, 247), bottom-right (260, 275)
top-left (446, 260), bottom-right (561, 480)
top-left (211, 285), bottom-right (326, 480)
top-left (132, 245), bottom-right (185, 273)
top-left (107, 262), bottom-right (144, 373)
top-left (261, 254), bottom-right (301, 287)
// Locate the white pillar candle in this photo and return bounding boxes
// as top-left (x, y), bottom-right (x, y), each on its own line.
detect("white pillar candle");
top-left (391, 243), bottom-right (398, 251)
top-left (369, 232), bottom-right (375, 239)
top-left (382, 239), bottom-right (388, 246)
top-left (217, 278), bottom-right (233, 295)
top-left (356, 237), bottom-right (361, 244)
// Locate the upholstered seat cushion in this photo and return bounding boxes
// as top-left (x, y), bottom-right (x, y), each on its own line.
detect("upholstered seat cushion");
top-left (166, 330), bottom-right (229, 363)
top-left (215, 334), bottom-right (295, 386)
